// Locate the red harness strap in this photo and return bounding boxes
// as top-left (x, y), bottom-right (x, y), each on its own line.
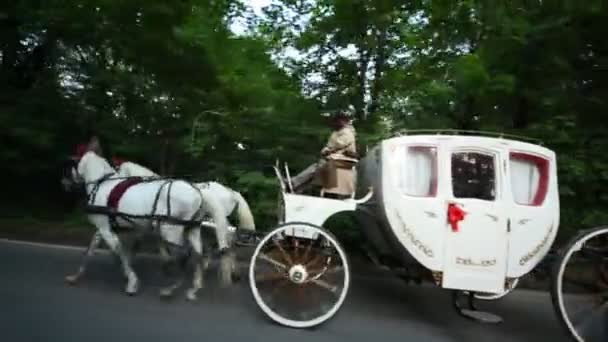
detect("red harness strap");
top-left (107, 177), bottom-right (143, 210)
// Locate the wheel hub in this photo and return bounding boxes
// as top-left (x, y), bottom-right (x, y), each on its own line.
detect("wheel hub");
top-left (288, 265), bottom-right (308, 284)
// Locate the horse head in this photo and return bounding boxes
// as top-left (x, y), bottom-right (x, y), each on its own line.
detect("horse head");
top-left (61, 143), bottom-right (116, 191)
top-left (60, 143), bottom-right (89, 192)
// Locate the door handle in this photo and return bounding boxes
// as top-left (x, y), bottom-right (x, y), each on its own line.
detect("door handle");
top-left (486, 213), bottom-right (499, 222)
top-left (424, 211), bottom-right (438, 218)
top-left (518, 218), bottom-right (531, 225)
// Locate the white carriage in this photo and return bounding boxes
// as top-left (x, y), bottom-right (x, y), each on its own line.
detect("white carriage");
top-left (248, 132), bottom-right (561, 329)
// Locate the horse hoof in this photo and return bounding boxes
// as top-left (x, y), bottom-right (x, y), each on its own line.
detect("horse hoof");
top-left (126, 287), bottom-right (139, 296)
top-left (185, 290), bottom-right (198, 301)
top-left (126, 279), bottom-right (139, 296)
top-left (65, 274), bottom-right (80, 285)
top-left (160, 288), bottom-right (175, 298)
top-left (219, 278), bottom-right (233, 288)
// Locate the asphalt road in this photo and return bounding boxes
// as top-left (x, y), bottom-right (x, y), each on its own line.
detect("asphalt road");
top-left (0, 239), bottom-right (572, 342)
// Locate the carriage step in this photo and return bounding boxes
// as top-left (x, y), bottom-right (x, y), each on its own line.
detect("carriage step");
top-left (459, 309), bottom-right (503, 324)
top-left (452, 290), bottom-right (503, 324)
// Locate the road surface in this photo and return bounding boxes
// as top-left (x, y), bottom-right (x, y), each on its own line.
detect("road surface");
top-left (0, 239), bottom-right (571, 342)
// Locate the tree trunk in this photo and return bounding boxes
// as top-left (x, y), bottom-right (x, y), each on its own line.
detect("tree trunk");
top-left (159, 138), bottom-right (169, 176)
top-left (354, 49), bottom-right (370, 121)
top-left (167, 139), bottom-right (178, 176)
top-left (1, 15), bottom-right (20, 80)
top-left (452, 95), bottom-right (475, 130)
top-left (513, 96), bottom-right (529, 129)
top-left (368, 29), bottom-right (388, 117)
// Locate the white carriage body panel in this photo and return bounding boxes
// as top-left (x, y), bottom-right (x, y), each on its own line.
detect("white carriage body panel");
top-left (282, 193), bottom-right (357, 239)
top-left (356, 134), bottom-right (559, 293)
top-left (504, 145), bottom-right (559, 278)
top-left (380, 137), bottom-right (447, 272)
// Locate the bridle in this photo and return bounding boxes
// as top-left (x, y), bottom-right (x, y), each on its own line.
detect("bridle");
top-left (67, 155), bottom-right (117, 205)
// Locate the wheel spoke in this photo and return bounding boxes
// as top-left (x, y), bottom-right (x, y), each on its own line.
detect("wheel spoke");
top-left (310, 278), bottom-right (339, 294)
top-left (292, 234), bottom-right (300, 263)
top-left (255, 271), bottom-right (287, 283)
top-left (301, 240), bottom-right (313, 264)
top-left (259, 253), bottom-right (288, 270)
top-left (304, 254), bottom-right (328, 269)
top-left (273, 237), bottom-right (294, 266)
top-left (309, 266), bottom-right (343, 280)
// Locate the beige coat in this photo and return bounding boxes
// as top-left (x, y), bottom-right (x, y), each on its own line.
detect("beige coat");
top-left (321, 124), bottom-right (357, 162)
top-left (319, 124), bottom-right (358, 196)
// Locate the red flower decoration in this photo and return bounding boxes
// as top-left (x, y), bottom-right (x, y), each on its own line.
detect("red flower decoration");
top-left (447, 203), bottom-right (466, 232)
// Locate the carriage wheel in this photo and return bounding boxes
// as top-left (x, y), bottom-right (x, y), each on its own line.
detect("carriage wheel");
top-left (249, 222), bottom-right (350, 329)
top-left (551, 226), bottom-right (608, 342)
top-left (474, 278), bottom-right (519, 301)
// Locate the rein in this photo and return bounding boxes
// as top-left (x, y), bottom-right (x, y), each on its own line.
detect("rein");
top-left (81, 175), bottom-right (163, 187)
top-left (86, 173), bottom-right (116, 205)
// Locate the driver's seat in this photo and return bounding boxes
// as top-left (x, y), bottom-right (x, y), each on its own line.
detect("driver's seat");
top-left (319, 158), bottom-right (358, 199)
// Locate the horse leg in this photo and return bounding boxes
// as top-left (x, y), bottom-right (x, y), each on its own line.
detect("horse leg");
top-left (158, 240), bottom-right (185, 298)
top-left (65, 231), bottom-right (102, 284)
top-left (96, 224), bottom-right (139, 295)
top-left (213, 221), bottom-right (236, 287)
top-left (218, 247), bottom-right (236, 287)
top-left (159, 242), bottom-right (172, 277)
top-left (159, 256), bottom-right (183, 298)
top-left (229, 229), bottom-right (242, 282)
top-left (158, 224), bottom-right (188, 298)
top-left (202, 244), bottom-right (211, 271)
top-left (127, 230), bottom-right (145, 264)
top-left (185, 228), bottom-right (204, 301)
top-left (198, 189), bottom-right (234, 286)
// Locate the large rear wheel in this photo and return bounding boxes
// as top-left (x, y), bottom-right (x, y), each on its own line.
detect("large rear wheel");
top-left (249, 222), bottom-right (350, 328)
top-left (551, 226), bottom-right (608, 342)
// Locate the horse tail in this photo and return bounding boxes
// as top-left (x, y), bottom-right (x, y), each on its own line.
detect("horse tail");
top-left (234, 191), bottom-right (255, 231)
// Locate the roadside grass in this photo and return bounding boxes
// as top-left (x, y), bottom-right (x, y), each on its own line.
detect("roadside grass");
top-left (0, 205), bottom-right (93, 246)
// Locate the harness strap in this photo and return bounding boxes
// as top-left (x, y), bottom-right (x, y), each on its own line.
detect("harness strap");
top-left (84, 177), bottom-right (207, 235)
top-left (87, 173), bottom-right (115, 205)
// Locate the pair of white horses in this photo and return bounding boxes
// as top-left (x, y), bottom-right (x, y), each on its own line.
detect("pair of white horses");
top-left (64, 150), bottom-right (255, 300)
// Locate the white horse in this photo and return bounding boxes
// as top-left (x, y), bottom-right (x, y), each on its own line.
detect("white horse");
top-left (66, 158), bottom-right (253, 287)
top-left (116, 160), bottom-right (157, 178)
top-left (64, 150), bottom-right (225, 300)
top-left (117, 160), bottom-right (256, 233)
top-left (118, 161), bottom-right (255, 285)
top-left (117, 160), bottom-right (256, 284)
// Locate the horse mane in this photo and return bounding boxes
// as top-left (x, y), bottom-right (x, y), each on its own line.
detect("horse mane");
top-left (78, 151), bottom-right (117, 182)
top-left (119, 161), bottom-right (157, 177)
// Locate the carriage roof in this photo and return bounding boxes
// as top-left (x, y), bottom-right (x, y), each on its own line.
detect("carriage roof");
top-left (375, 132), bottom-right (555, 159)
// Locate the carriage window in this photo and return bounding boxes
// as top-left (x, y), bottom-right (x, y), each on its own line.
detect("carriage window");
top-left (451, 152), bottom-right (496, 201)
top-left (510, 152), bottom-right (549, 206)
top-left (399, 146), bottom-right (437, 197)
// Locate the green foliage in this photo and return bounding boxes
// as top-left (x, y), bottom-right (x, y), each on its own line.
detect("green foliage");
top-left (1, 0), bottom-right (607, 242)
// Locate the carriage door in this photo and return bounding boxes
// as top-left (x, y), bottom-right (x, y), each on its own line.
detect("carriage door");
top-left (441, 147), bottom-right (508, 294)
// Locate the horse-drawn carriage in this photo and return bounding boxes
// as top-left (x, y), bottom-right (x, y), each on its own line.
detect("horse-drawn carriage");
top-left (249, 132), bottom-right (606, 342)
top-left (64, 132), bottom-right (606, 341)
